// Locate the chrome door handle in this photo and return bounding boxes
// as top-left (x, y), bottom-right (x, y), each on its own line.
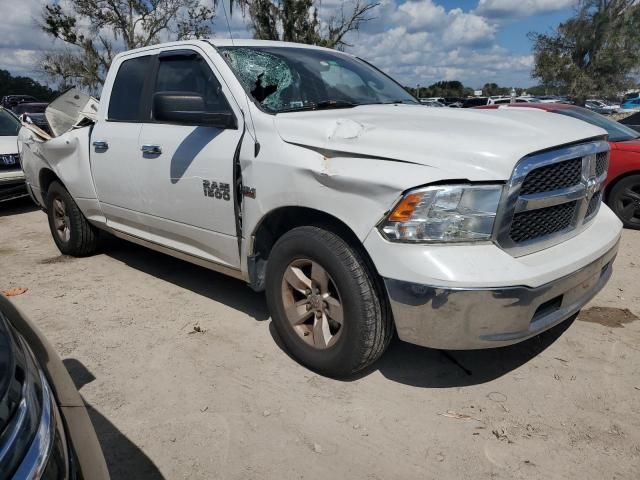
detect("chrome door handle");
top-left (141, 144), bottom-right (162, 155)
top-left (92, 140), bottom-right (109, 152)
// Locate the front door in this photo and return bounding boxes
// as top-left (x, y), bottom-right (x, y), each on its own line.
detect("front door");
top-left (135, 48), bottom-right (243, 269)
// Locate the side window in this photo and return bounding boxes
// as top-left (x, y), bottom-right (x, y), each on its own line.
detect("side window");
top-left (152, 54), bottom-right (231, 119)
top-left (108, 56), bottom-right (151, 121)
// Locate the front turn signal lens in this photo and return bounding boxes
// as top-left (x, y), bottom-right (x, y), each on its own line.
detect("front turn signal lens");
top-left (388, 192), bottom-right (423, 222)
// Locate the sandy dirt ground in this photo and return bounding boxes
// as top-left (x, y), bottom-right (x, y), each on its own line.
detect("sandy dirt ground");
top-left (1, 197), bottom-right (639, 480)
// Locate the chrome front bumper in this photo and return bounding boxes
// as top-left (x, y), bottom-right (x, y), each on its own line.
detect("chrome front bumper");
top-left (384, 242), bottom-right (618, 350)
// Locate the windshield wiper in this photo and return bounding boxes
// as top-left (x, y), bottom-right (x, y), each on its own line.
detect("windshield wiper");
top-left (277, 100), bottom-right (358, 113)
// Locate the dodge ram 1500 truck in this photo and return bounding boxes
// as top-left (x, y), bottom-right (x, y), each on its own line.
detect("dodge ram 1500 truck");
top-left (19, 39), bottom-right (622, 377)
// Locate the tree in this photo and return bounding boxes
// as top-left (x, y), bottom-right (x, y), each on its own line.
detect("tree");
top-left (240, 0), bottom-right (379, 49)
top-left (41, 0), bottom-right (216, 89)
top-left (529, 0), bottom-right (640, 103)
top-left (0, 70), bottom-right (58, 102)
top-left (482, 82), bottom-right (510, 96)
top-left (410, 81), bottom-right (473, 98)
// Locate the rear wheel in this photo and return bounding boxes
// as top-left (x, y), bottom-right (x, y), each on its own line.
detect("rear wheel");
top-left (46, 181), bottom-right (98, 256)
top-left (608, 174), bottom-right (640, 229)
top-left (265, 226), bottom-right (393, 377)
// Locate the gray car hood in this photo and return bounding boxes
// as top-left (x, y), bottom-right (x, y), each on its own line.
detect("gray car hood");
top-left (274, 104), bottom-right (606, 180)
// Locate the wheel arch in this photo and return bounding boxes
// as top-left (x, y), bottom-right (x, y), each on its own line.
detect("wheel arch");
top-left (247, 206), bottom-right (384, 295)
top-left (39, 168), bottom-right (64, 208)
top-left (604, 170), bottom-right (640, 202)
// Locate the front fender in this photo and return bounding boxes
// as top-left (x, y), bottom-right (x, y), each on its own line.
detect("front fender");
top-left (241, 140), bottom-right (459, 246)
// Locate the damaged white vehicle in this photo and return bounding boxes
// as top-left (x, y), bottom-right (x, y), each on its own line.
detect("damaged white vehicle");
top-left (19, 40), bottom-right (622, 376)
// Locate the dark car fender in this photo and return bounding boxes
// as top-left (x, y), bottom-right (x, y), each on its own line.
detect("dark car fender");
top-left (0, 296), bottom-right (109, 480)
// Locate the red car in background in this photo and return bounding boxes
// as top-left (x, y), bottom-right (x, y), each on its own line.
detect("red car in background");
top-left (478, 103), bottom-right (640, 229)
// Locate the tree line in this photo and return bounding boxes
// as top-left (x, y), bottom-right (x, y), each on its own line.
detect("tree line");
top-left (20, 0), bottom-right (640, 100)
top-left (0, 70), bottom-right (58, 102)
top-left (405, 81), bottom-right (528, 99)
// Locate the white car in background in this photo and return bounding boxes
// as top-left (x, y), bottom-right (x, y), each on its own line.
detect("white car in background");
top-left (587, 99), bottom-right (620, 114)
top-left (0, 107), bottom-right (26, 202)
top-left (488, 96), bottom-right (538, 105)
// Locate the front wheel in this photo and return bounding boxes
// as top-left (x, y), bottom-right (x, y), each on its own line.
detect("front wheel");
top-left (265, 226), bottom-right (393, 377)
top-left (46, 181), bottom-right (99, 256)
top-left (608, 174), bottom-right (640, 229)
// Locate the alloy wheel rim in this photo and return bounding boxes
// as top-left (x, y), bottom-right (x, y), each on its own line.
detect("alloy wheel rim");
top-left (281, 258), bottom-right (344, 349)
top-left (52, 198), bottom-right (71, 243)
top-left (618, 185), bottom-right (640, 224)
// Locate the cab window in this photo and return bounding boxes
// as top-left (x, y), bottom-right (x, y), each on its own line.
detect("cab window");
top-left (152, 53), bottom-right (232, 120)
top-left (108, 56), bottom-right (151, 121)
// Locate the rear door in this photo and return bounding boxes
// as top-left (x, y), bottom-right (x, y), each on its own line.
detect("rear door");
top-left (135, 47), bottom-right (243, 269)
top-left (91, 53), bottom-right (153, 231)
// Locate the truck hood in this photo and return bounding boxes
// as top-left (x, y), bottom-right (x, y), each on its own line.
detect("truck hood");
top-left (274, 104), bottom-right (606, 180)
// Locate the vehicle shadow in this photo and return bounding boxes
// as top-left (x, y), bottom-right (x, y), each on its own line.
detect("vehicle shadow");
top-left (0, 196), bottom-right (37, 217)
top-left (63, 358), bottom-right (165, 480)
top-left (100, 235), bottom-right (572, 388)
top-left (269, 316), bottom-right (575, 387)
top-left (100, 235), bottom-right (269, 321)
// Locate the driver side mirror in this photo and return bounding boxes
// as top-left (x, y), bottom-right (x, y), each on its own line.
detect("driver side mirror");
top-left (153, 92), bottom-right (237, 129)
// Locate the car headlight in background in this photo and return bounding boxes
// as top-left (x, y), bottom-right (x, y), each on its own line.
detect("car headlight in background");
top-left (0, 154), bottom-right (19, 167)
top-left (379, 184), bottom-right (504, 243)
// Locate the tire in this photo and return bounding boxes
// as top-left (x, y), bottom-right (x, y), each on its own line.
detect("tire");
top-left (265, 226), bottom-right (393, 377)
top-left (45, 181), bottom-right (98, 256)
top-left (608, 174), bottom-right (640, 229)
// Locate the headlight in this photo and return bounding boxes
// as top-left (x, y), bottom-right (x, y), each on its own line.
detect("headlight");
top-left (0, 153), bottom-right (19, 167)
top-left (379, 184), bottom-right (504, 243)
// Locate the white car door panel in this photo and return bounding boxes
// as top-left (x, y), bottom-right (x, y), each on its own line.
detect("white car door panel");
top-left (136, 48), bottom-right (242, 268)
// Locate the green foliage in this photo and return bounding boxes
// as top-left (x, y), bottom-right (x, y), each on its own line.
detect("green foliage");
top-left (410, 81), bottom-right (473, 98)
top-left (41, 0), bottom-right (215, 89)
top-left (0, 70), bottom-right (58, 102)
top-left (482, 82), bottom-right (510, 96)
top-left (525, 84), bottom-right (569, 96)
top-left (530, 0), bottom-right (640, 101)
top-left (242, 0), bottom-right (379, 49)
top-left (407, 80), bottom-right (531, 99)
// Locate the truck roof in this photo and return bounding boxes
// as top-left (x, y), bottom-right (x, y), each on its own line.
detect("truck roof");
top-left (114, 38), bottom-right (345, 60)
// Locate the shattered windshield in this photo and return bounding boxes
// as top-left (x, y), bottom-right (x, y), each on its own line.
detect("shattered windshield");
top-left (218, 46), bottom-right (418, 113)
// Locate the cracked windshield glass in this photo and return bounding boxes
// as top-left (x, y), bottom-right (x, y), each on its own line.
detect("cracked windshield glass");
top-left (218, 46), bottom-right (418, 112)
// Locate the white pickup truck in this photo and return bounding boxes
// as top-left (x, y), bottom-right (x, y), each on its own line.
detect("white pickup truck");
top-left (19, 39), bottom-right (622, 377)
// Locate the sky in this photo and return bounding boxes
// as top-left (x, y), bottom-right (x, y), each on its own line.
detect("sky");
top-left (0, 0), bottom-right (579, 89)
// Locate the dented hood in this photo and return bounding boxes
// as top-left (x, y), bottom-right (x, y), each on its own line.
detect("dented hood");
top-left (274, 104), bottom-right (607, 180)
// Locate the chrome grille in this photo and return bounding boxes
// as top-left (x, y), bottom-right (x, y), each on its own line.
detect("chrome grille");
top-left (585, 190), bottom-right (602, 219)
top-left (510, 202), bottom-right (577, 243)
top-left (595, 152), bottom-right (608, 177)
top-left (520, 158), bottom-right (582, 195)
top-left (495, 140), bottom-right (610, 257)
